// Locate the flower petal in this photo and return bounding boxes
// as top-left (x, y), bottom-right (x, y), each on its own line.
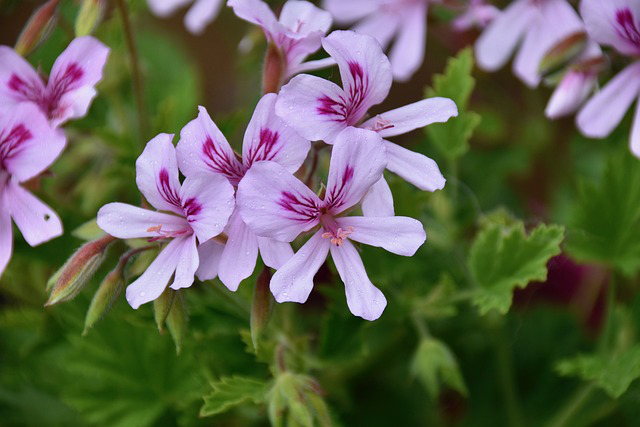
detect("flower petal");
top-left (322, 0), bottom-right (381, 24)
top-left (257, 236), bottom-right (293, 269)
top-left (580, 0), bottom-right (640, 56)
top-left (97, 203), bottom-right (189, 239)
top-left (338, 216), bottom-right (426, 256)
top-left (577, 61), bottom-right (640, 139)
top-left (179, 173), bottom-right (235, 242)
top-left (243, 93), bottom-right (311, 173)
top-left (545, 70), bottom-right (597, 119)
top-left (330, 239), bottom-right (386, 321)
top-left (0, 103), bottom-right (66, 182)
top-left (0, 207), bottom-right (13, 277)
top-left (475, 0), bottom-right (536, 71)
top-left (384, 140), bottom-right (445, 192)
top-left (388, 2), bottom-right (427, 82)
top-left (177, 106), bottom-right (245, 184)
top-left (325, 128), bottom-right (387, 215)
top-left (125, 236), bottom-right (187, 309)
top-left (4, 182), bottom-right (62, 247)
top-left (147, 0), bottom-right (191, 17)
top-left (630, 95), bottom-right (640, 158)
top-left (48, 36), bottom-right (110, 125)
top-left (184, 0), bottom-right (224, 34)
top-left (227, 0), bottom-right (279, 37)
top-left (512, 0), bottom-right (584, 88)
top-left (0, 46), bottom-right (45, 108)
top-left (322, 31), bottom-right (392, 123)
top-left (279, 0), bottom-right (332, 35)
top-left (237, 161), bottom-right (321, 242)
top-left (275, 74), bottom-right (349, 143)
top-left (218, 210), bottom-right (258, 291)
top-left (195, 238), bottom-right (224, 281)
top-left (170, 233), bottom-right (199, 290)
top-left (361, 97), bottom-right (458, 138)
top-left (352, 11), bottom-right (400, 50)
top-left (270, 230), bottom-right (329, 303)
top-left (136, 133), bottom-right (184, 214)
top-left (361, 177), bottom-right (394, 217)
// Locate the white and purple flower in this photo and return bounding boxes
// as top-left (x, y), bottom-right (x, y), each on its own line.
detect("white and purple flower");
top-left (576, 0), bottom-right (640, 157)
top-left (323, 0), bottom-right (434, 82)
top-left (97, 134), bottom-right (235, 308)
top-left (0, 36), bottom-right (109, 127)
top-left (228, 0), bottom-right (333, 79)
top-left (237, 127), bottom-right (426, 321)
top-left (0, 104), bottom-right (66, 277)
top-left (276, 31), bottom-right (457, 216)
top-left (147, 0), bottom-right (224, 35)
top-left (176, 93), bottom-right (310, 291)
top-left (475, 0), bottom-right (585, 88)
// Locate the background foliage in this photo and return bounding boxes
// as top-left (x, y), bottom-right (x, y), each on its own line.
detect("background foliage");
top-left (1, 0), bottom-right (640, 426)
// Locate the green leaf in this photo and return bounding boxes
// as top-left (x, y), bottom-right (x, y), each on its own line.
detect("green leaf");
top-left (556, 346), bottom-right (640, 398)
top-left (470, 222), bottom-right (564, 315)
top-left (425, 47), bottom-right (480, 159)
top-left (566, 151), bottom-right (640, 275)
top-left (200, 376), bottom-right (270, 417)
top-left (412, 338), bottom-right (467, 398)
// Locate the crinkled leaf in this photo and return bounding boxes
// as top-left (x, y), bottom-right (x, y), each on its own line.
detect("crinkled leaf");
top-left (200, 376), bottom-right (270, 417)
top-left (470, 222), bottom-right (564, 315)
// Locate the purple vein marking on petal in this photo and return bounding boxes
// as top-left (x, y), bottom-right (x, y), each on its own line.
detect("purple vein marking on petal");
top-left (0, 123), bottom-right (32, 169)
top-left (182, 197), bottom-right (202, 221)
top-left (157, 168), bottom-right (182, 208)
top-left (616, 8), bottom-right (640, 49)
top-left (246, 128), bottom-right (281, 167)
top-left (277, 191), bottom-right (321, 222)
top-left (317, 94), bottom-right (348, 121)
top-left (345, 61), bottom-right (368, 123)
top-left (325, 164), bottom-right (354, 210)
top-left (8, 74), bottom-right (44, 103)
top-left (45, 63), bottom-right (84, 117)
top-left (202, 136), bottom-right (245, 184)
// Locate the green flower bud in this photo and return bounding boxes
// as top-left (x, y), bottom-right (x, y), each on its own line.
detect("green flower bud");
top-left (15, 0), bottom-right (60, 57)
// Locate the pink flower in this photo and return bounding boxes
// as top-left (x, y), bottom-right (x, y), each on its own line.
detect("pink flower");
top-left (0, 36), bottom-right (109, 127)
top-left (576, 0), bottom-right (640, 157)
top-left (176, 94), bottom-right (311, 291)
top-left (475, 0), bottom-right (584, 88)
top-left (0, 104), bottom-right (66, 277)
top-left (227, 0), bottom-right (334, 78)
top-left (545, 41), bottom-right (604, 119)
top-left (97, 134), bottom-right (235, 308)
top-left (452, 0), bottom-right (500, 32)
top-left (276, 31), bottom-right (457, 216)
top-left (147, 0), bottom-right (224, 35)
top-left (237, 127), bottom-right (426, 321)
top-left (323, 0), bottom-right (433, 82)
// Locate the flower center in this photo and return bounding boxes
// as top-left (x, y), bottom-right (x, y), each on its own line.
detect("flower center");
top-left (322, 226), bottom-right (354, 246)
top-left (146, 224), bottom-right (190, 242)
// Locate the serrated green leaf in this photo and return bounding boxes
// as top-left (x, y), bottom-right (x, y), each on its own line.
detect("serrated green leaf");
top-left (425, 47), bottom-right (480, 159)
top-left (412, 338), bottom-right (467, 398)
top-left (200, 376), bottom-right (270, 417)
top-left (556, 346), bottom-right (640, 398)
top-left (470, 222), bottom-right (564, 315)
top-left (566, 151), bottom-right (640, 275)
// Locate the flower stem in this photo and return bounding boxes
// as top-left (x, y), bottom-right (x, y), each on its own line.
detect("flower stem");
top-left (115, 0), bottom-right (149, 148)
top-left (494, 320), bottom-right (526, 427)
top-left (262, 43), bottom-right (285, 95)
top-left (544, 383), bottom-right (596, 427)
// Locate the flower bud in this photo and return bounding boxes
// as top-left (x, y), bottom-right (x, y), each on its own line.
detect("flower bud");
top-left (75, 0), bottom-right (107, 37)
top-left (15, 0), bottom-right (60, 57)
top-left (153, 287), bottom-right (176, 334)
top-left (539, 32), bottom-right (587, 78)
top-left (262, 43), bottom-right (285, 95)
top-left (166, 290), bottom-right (188, 355)
top-left (251, 267), bottom-right (273, 349)
top-left (83, 264), bottom-right (125, 335)
top-left (45, 235), bottom-right (116, 306)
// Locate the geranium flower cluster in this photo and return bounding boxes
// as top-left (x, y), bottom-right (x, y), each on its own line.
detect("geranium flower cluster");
top-left (475, 0), bottom-right (640, 157)
top-left (97, 25), bottom-right (457, 320)
top-left (0, 36), bottom-right (109, 277)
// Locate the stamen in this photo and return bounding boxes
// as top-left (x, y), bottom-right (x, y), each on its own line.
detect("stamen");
top-left (146, 224), bottom-right (190, 242)
top-left (321, 226), bottom-right (355, 246)
top-left (370, 115), bottom-right (395, 132)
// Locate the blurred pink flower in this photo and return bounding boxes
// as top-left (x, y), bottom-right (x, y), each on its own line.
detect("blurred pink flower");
top-left (276, 31), bottom-right (457, 216)
top-left (237, 127), bottom-right (426, 320)
top-left (0, 36), bottom-right (109, 127)
top-left (0, 104), bottom-right (66, 277)
top-left (97, 134), bottom-right (235, 308)
top-left (475, 0), bottom-right (584, 88)
top-left (228, 0), bottom-right (334, 78)
top-left (147, 0), bottom-right (224, 34)
top-left (176, 94), bottom-right (310, 291)
top-left (452, 0), bottom-right (500, 32)
top-left (576, 0), bottom-right (640, 157)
